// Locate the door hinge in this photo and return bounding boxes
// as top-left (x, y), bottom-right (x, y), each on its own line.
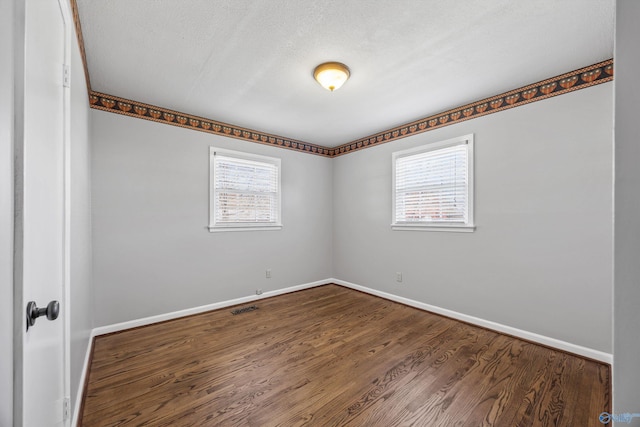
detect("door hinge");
top-left (63, 397), bottom-right (70, 421)
top-left (63, 64), bottom-right (70, 88)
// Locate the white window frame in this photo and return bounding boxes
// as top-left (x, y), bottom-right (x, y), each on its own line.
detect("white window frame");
top-left (209, 147), bottom-right (282, 232)
top-left (392, 134), bottom-right (475, 232)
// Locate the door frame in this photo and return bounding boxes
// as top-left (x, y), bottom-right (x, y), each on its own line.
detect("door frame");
top-left (1, 0), bottom-right (15, 425)
top-left (12, 0), bottom-right (73, 425)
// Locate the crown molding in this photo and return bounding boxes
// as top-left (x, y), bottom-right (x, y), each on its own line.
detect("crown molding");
top-left (70, 2), bottom-right (612, 158)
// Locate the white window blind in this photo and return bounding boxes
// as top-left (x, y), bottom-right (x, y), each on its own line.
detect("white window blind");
top-left (210, 148), bottom-right (281, 231)
top-left (392, 134), bottom-right (474, 231)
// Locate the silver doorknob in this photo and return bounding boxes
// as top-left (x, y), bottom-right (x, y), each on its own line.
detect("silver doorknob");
top-left (26, 300), bottom-right (59, 330)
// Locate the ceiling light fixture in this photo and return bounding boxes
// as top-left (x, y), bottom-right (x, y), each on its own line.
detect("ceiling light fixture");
top-left (313, 62), bottom-right (350, 92)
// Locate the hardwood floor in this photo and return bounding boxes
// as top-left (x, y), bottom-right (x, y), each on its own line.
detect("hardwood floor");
top-left (80, 285), bottom-right (610, 426)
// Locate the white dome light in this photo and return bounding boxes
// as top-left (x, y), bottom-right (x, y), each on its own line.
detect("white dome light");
top-left (313, 62), bottom-right (350, 92)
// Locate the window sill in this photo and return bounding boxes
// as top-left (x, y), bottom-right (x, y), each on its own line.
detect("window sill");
top-left (208, 225), bottom-right (283, 233)
top-left (391, 224), bottom-right (475, 233)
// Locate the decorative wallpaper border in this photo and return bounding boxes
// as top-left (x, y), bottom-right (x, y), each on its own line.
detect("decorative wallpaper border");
top-left (89, 92), bottom-right (333, 157)
top-left (69, 0), bottom-right (91, 93)
top-left (88, 60), bottom-right (612, 158)
top-left (70, 0), bottom-right (613, 158)
top-left (332, 59), bottom-right (613, 157)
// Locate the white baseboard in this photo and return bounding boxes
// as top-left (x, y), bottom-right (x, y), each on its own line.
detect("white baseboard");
top-left (72, 331), bottom-right (96, 427)
top-left (74, 277), bottom-right (612, 424)
top-left (92, 279), bottom-right (332, 337)
top-left (76, 279), bottom-right (332, 424)
top-left (84, 276), bottom-right (611, 409)
top-left (75, 278), bottom-right (612, 423)
top-left (330, 278), bottom-right (612, 364)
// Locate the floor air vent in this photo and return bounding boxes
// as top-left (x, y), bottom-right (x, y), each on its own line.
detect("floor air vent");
top-left (231, 305), bottom-right (258, 315)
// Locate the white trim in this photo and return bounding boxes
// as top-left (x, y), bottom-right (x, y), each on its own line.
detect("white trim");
top-left (393, 134), bottom-right (472, 157)
top-left (88, 278), bottom-right (613, 363)
top-left (391, 224), bottom-right (476, 232)
top-left (209, 146), bottom-right (282, 232)
top-left (330, 278), bottom-right (613, 364)
top-left (210, 147), bottom-right (280, 165)
top-left (78, 276), bottom-right (611, 415)
top-left (392, 133), bottom-right (475, 231)
top-left (89, 277), bottom-right (612, 364)
top-left (208, 225), bottom-right (282, 233)
top-left (92, 279), bottom-right (331, 336)
top-left (74, 279), bottom-right (329, 423)
top-left (75, 278), bottom-right (612, 423)
top-left (59, 0), bottom-right (72, 424)
top-left (71, 331), bottom-right (94, 427)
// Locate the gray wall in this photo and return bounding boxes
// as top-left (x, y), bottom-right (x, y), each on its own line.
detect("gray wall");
top-left (614, 0), bottom-right (640, 419)
top-left (91, 111), bottom-right (333, 326)
top-left (333, 83), bottom-right (613, 353)
top-left (1, 0), bottom-right (14, 424)
top-left (69, 23), bottom-right (94, 416)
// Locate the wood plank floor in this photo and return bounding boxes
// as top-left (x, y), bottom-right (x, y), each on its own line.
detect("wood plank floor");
top-left (80, 284), bottom-right (610, 426)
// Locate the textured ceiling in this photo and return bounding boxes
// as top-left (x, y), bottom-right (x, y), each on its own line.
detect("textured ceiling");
top-left (76, 0), bottom-right (614, 147)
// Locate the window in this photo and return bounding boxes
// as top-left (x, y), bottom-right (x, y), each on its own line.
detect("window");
top-left (392, 134), bottom-right (474, 232)
top-left (209, 147), bottom-right (282, 232)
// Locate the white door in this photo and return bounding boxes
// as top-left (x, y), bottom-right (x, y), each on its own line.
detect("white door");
top-left (15, 0), bottom-right (70, 425)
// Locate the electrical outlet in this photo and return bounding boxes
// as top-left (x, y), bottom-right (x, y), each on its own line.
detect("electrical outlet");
top-left (396, 272), bottom-right (403, 283)
top-left (266, 269), bottom-right (271, 279)
top-left (256, 289), bottom-right (263, 295)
